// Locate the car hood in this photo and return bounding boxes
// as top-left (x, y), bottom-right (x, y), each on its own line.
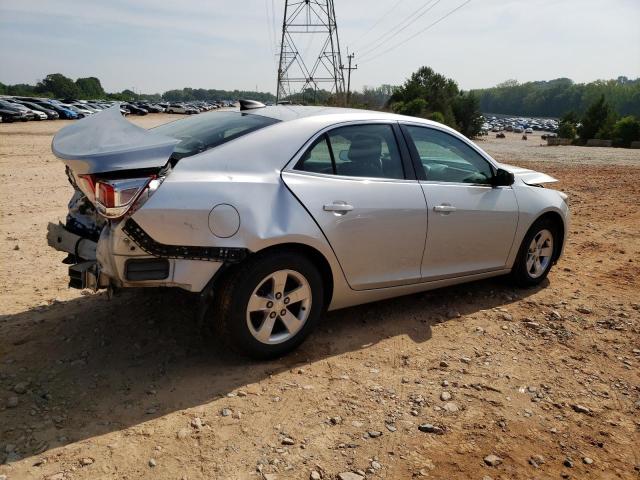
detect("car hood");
top-left (52, 105), bottom-right (179, 175)
top-left (499, 163), bottom-right (558, 185)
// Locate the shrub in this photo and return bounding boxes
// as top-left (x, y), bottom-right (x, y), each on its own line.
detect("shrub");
top-left (612, 116), bottom-right (640, 147)
top-left (427, 111), bottom-right (445, 124)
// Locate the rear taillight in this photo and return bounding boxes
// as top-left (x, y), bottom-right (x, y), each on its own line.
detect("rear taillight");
top-left (76, 174), bottom-right (96, 202)
top-left (95, 176), bottom-right (155, 219)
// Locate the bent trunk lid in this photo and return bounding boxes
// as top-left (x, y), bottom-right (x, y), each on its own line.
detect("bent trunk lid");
top-left (52, 105), bottom-right (179, 175)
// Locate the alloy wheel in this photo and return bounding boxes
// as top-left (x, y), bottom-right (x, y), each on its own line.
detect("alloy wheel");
top-left (526, 229), bottom-right (554, 278)
top-left (246, 269), bottom-right (312, 345)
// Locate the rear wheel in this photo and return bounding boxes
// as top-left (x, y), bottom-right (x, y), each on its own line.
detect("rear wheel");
top-left (511, 217), bottom-right (558, 287)
top-left (214, 252), bottom-right (324, 359)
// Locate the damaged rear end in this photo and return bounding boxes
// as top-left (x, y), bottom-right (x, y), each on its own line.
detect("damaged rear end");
top-left (48, 105), bottom-right (182, 291)
top-left (48, 104), bottom-right (278, 293)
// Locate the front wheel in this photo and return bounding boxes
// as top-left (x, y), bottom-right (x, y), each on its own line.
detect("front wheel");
top-left (214, 252), bottom-right (325, 359)
top-left (511, 217), bottom-right (558, 287)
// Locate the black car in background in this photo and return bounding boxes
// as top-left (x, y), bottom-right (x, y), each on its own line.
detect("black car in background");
top-left (123, 103), bottom-right (148, 115)
top-left (137, 102), bottom-right (163, 113)
top-left (0, 100), bottom-right (30, 122)
top-left (15, 100), bottom-right (60, 119)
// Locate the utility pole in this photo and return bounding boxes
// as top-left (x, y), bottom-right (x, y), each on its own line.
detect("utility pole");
top-left (276, 0), bottom-right (345, 104)
top-left (343, 52), bottom-right (357, 107)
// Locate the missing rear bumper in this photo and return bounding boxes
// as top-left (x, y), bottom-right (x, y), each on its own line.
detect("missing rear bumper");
top-left (68, 261), bottom-right (109, 290)
top-left (122, 218), bottom-right (249, 263)
top-left (125, 258), bottom-right (170, 281)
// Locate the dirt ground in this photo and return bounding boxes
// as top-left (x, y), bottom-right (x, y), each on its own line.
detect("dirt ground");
top-left (0, 116), bottom-right (639, 480)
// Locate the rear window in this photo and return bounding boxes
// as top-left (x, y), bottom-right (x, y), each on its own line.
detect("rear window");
top-left (152, 111), bottom-right (279, 160)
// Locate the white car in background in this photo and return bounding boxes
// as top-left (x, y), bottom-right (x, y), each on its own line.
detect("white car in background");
top-left (166, 103), bottom-right (199, 114)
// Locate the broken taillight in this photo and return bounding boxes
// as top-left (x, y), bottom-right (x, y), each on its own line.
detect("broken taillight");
top-left (94, 176), bottom-right (155, 219)
top-left (76, 174), bottom-right (96, 203)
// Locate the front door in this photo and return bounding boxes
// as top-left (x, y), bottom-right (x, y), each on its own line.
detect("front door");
top-left (401, 124), bottom-right (519, 280)
top-left (283, 123), bottom-right (428, 290)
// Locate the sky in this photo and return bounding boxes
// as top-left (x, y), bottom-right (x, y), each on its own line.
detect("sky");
top-left (0, 0), bottom-right (639, 94)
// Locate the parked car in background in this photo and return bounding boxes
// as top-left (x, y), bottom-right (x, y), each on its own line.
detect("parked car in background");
top-left (36, 102), bottom-right (78, 119)
top-left (137, 102), bottom-right (163, 113)
top-left (48, 103), bottom-right (569, 359)
top-left (123, 103), bottom-right (148, 115)
top-left (14, 100), bottom-right (60, 119)
top-left (69, 103), bottom-right (97, 115)
top-left (59, 104), bottom-right (91, 118)
top-left (0, 100), bottom-right (29, 122)
top-left (166, 103), bottom-right (198, 114)
top-left (2, 100), bottom-right (39, 120)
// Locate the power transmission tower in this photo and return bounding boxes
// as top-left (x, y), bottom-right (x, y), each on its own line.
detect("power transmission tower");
top-left (342, 52), bottom-right (357, 106)
top-left (276, 0), bottom-right (345, 104)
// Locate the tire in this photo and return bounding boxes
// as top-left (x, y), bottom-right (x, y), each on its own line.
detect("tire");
top-left (214, 251), bottom-right (325, 359)
top-left (511, 217), bottom-right (559, 287)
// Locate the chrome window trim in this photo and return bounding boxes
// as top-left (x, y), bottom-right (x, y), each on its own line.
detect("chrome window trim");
top-left (282, 169), bottom-right (419, 185)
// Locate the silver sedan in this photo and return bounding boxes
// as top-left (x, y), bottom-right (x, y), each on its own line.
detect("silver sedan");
top-left (49, 102), bottom-right (569, 358)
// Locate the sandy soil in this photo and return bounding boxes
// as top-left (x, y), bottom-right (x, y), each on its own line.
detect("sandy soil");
top-left (0, 116), bottom-right (639, 480)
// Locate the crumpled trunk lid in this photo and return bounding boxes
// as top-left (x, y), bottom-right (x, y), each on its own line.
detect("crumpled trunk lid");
top-left (52, 105), bottom-right (179, 175)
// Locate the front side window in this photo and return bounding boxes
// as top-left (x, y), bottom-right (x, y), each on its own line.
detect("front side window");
top-left (295, 124), bottom-right (405, 179)
top-left (152, 111), bottom-right (279, 160)
top-left (404, 126), bottom-right (493, 184)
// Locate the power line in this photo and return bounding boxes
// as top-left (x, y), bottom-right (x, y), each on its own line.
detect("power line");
top-left (351, 0), bottom-right (407, 48)
top-left (356, 0), bottom-right (442, 58)
top-left (264, 0), bottom-right (278, 67)
top-left (359, 0), bottom-right (473, 63)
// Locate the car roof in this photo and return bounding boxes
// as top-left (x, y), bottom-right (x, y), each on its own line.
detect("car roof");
top-left (247, 105), bottom-right (405, 122)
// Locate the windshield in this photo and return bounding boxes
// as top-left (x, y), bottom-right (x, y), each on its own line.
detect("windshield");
top-left (152, 111), bottom-right (279, 160)
top-left (0, 100), bottom-right (19, 109)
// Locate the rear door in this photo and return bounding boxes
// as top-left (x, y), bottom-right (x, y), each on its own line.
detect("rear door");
top-left (401, 124), bottom-right (519, 280)
top-left (282, 122), bottom-right (428, 290)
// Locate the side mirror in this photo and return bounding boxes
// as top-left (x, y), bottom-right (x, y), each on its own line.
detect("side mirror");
top-left (492, 168), bottom-right (515, 187)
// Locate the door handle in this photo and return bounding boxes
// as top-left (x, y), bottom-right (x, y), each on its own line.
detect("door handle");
top-left (434, 204), bottom-right (457, 213)
top-left (323, 202), bottom-right (354, 213)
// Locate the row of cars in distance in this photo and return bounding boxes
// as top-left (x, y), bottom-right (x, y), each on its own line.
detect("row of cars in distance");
top-left (0, 96), bottom-right (237, 122)
top-left (482, 115), bottom-right (559, 135)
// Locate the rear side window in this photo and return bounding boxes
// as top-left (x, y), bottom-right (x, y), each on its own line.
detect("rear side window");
top-left (152, 112), bottom-right (279, 160)
top-left (295, 124), bottom-right (405, 179)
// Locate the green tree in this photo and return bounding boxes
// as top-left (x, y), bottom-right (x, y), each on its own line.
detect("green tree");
top-left (612, 116), bottom-right (640, 146)
top-left (75, 77), bottom-right (105, 99)
top-left (578, 95), bottom-right (612, 141)
top-left (453, 92), bottom-right (483, 138)
top-left (35, 73), bottom-right (79, 99)
top-left (427, 111), bottom-right (445, 123)
top-left (391, 98), bottom-right (428, 117)
top-left (389, 66), bottom-right (459, 126)
top-left (558, 111), bottom-right (578, 139)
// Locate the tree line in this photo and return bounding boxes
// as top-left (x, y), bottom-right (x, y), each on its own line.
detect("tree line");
top-left (473, 77), bottom-right (640, 118)
top-left (0, 73), bottom-right (276, 103)
top-left (558, 95), bottom-right (640, 147)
